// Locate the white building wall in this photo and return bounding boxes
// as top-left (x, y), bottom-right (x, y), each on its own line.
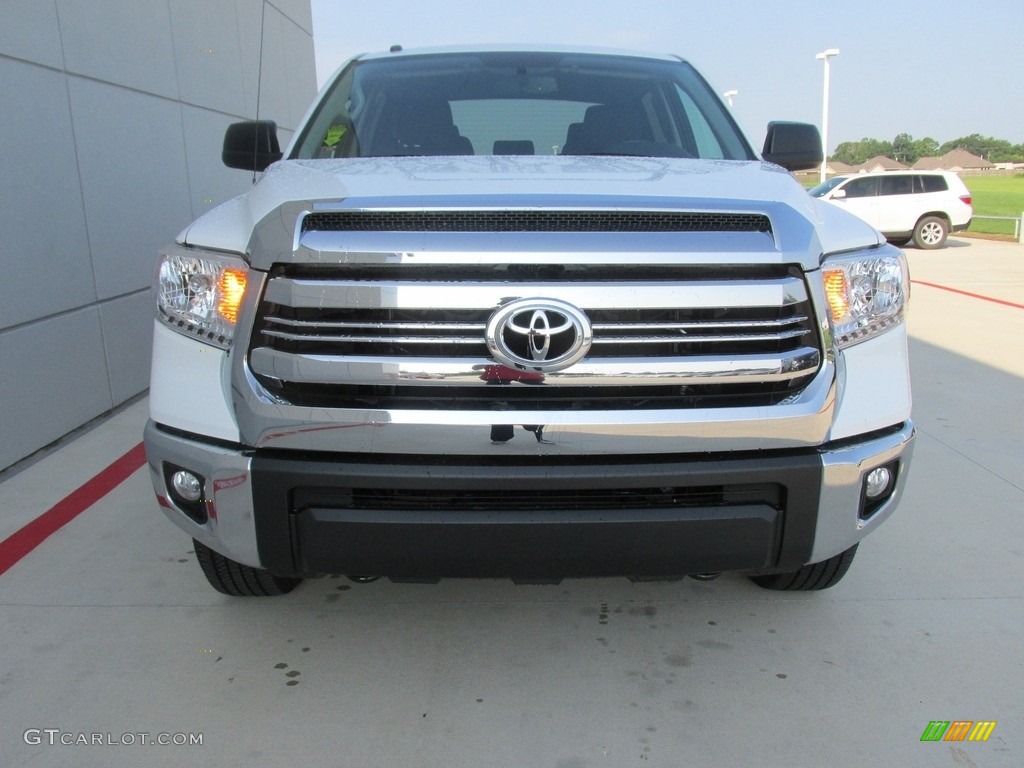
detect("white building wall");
top-left (0, 0), bottom-right (316, 469)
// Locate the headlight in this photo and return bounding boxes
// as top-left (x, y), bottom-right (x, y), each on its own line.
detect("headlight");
top-left (156, 247), bottom-right (249, 348)
top-left (822, 248), bottom-right (909, 348)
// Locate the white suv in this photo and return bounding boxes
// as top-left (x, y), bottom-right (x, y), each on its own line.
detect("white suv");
top-left (810, 170), bottom-right (972, 249)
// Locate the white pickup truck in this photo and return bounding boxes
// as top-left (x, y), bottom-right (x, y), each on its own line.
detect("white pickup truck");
top-left (145, 45), bottom-right (914, 595)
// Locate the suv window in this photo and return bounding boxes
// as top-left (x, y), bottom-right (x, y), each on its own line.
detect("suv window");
top-left (808, 176), bottom-right (846, 197)
top-left (916, 174), bottom-right (948, 193)
top-left (843, 177), bottom-right (878, 198)
top-left (880, 175), bottom-right (913, 196)
top-left (291, 52), bottom-right (754, 161)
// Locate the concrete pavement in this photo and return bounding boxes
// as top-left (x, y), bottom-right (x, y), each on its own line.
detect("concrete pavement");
top-left (1, 237), bottom-right (1021, 767)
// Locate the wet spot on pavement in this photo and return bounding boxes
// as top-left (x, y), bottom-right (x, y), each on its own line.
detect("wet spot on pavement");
top-left (697, 640), bottom-right (732, 650)
top-left (664, 650), bottom-right (692, 667)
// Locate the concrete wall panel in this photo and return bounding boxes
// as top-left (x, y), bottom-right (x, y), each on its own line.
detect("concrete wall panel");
top-left (234, 0), bottom-right (268, 121)
top-left (281, 11), bottom-right (318, 129)
top-left (0, 1), bottom-right (314, 470)
top-left (56, 0), bottom-right (179, 99)
top-left (271, 0), bottom-right (313, 35)
top-left (99, 291), bottom-right (154, 406)
top-left (0, 60), bottom-right (95, 330)
top-left (181, 105), bottom-right (252, 221)
top-left (0, 0), bottom-right (64, 69)
top-left (232, 1), bottom-right (315, 129)
top-left (67, 76), bottom-right (194, 300)
top-left (247, 6), bottom-right (292, 131)
top-left (169, 0), bottom-right (247, 116)
top-left (0, 309), bottom-right (112, 469)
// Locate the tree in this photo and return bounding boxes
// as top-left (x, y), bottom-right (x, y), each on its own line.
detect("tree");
top-left (891, 134), bottom-right (940, 165)
top-left (913, 136), bottom-right (940, 161)
top-left (891, 133), bottom-right (915, 164)
top-left (831, 138), bottom-right (893, 165)
top-left (831, 133), bottom-right (1024, 165)
top-left (937, 134), bottom-right (1023, 162)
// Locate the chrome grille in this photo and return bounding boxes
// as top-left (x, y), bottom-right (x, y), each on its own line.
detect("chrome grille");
top-left (248, 265), bottom-right (822, 411)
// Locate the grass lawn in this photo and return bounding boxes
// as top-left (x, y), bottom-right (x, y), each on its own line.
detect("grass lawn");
top-left (961, 175), bottom-right (1024, 237)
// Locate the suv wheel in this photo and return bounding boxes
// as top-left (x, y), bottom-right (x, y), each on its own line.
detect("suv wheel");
top-left (913, 216), bottom-right (948, 249)
top-left (194, 540), bottom-right (302, 596)
top-left (749, 544), bottom-right (858, 591)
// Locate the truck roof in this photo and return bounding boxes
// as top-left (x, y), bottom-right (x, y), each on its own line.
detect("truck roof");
top-left (356, 43), bottom-right (685, 64)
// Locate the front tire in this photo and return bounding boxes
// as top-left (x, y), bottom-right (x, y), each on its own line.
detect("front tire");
top-left (194, 540), bottom-right (302, 596)
top-left (749, 544), bottom-right (858, 591)
top-left (913, 216), bottom-right (948, 249)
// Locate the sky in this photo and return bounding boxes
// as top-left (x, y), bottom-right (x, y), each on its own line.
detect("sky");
top-left (309, 0), bottom-right (1024, 154)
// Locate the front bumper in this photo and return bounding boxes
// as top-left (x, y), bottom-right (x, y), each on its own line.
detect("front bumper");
top-left (145, 420), bottom-right (914, 579)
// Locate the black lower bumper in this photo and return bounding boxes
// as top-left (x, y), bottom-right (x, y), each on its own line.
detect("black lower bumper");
top-left (250, 452), bottom-right (822, 579)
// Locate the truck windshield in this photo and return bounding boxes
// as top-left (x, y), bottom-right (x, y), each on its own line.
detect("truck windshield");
top-left (291, 52), bottom-right (755, 161)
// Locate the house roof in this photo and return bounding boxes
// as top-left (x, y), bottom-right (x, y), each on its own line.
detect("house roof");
top-left (913, 148), bottom-right (995, 171)
top-left (854, 156), bottom-right (908, 172)
top-left (826, 160), bottom-right (855, 174)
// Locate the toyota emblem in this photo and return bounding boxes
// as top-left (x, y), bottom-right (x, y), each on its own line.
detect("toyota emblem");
top-left (485, 298), bottom-right (592, 372)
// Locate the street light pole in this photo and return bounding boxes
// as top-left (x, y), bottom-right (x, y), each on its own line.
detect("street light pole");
top-left (816, 48), bottom-right (839, 184)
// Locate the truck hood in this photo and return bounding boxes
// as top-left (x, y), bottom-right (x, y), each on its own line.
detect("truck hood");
top-left (180, 156), bottom-right (882, 260)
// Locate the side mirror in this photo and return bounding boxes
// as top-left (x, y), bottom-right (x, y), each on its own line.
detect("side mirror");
top-left (762, 121), bottom-right (823, 172)
top-left (831, 188), bottom-right (847, 200)
top-left (222, 120), bottom-right (283, 171)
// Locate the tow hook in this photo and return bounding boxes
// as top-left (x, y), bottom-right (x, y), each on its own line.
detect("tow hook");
top-left (688, 572), bottom-right (721, 582)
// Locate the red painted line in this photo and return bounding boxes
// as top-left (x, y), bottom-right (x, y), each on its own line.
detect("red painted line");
top-left (0, 442), bottom-right (146, 577)
top-left (912, 280), bottom-right (1024, 310)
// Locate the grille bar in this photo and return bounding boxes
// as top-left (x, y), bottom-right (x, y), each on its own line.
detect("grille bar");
top-left (260, 330), bottom-right (807, 346)
top-left (591, 330), bottom-right (809, 345)
top-left (248, 348), bottom-right (822, 387)
top-left (592, 317), bottom-right (809, 332)
top-left (261, 315), bottom-right (808, 333)
top-left (262, 318), bottom-right (486, 331)
top-left (261, 331), bottom-right (484, 345)
top-left (263, 277), bottom-right (807, 311)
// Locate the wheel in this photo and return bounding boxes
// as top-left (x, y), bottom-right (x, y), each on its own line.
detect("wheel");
top-left (912, 216), bottom-right (948, 249)
top-left (194, 539), bottom-right (302, 596)
top-left (749, 544), bottom-right (858, 591)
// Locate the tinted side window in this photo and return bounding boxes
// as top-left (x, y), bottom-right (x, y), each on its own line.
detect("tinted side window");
top-left (916, 175), bottom-right (948, 193)
top-left (843, 177), bottom-right (878, 198)
top-left (880, 175), bottom-right (913, 196)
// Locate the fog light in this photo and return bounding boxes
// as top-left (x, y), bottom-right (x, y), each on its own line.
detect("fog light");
top-left (171, 470), bottom-right (203, 502)
top-left (865, 467), bottom-right (893, 499)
